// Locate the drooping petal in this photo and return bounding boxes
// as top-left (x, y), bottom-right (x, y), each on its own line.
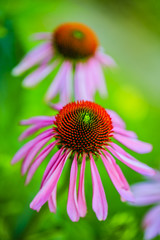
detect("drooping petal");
top-left (113, 126), bottom-right (137, 139)
top-left (12, 43), bottom-right (52, 75)
top-left (106, 109), bottom-right (126, 129)
top-left (90, 154), bottom-right (108, 221)
top-left (67, 154), bottom-right (80, 222)
top-left (150, 171), bottom-right (160, 181)
top-left (101, 150), bottom-right (134, 202)
top-left (49, 102), bottom-right (63, 111)
top-left (60, 62), bottom-right (73, 104)
top-left (20, 116), bottom-right (55, 125)
top-left (19, 122), bottom-right (54, 141)
top-left (95, 51), bottom-right (116, 67)
top-left (113, 133), bottom-right (152, 154)
top-left (30, 152), bottom-right (68, 211)
top-left (48, 186), bottom-right (57, 213)
top-left (45, 61), bottom-right (70, 102)
top-left (89, 58), bottom-right (108, 97)
top-left (107, 146), bottom-right (155, 176)
top-left (74, 63), bottom-right (90, 101)
top-left (26, 141), bottom-right (58, 184)
top-left (143, 205), bottom-right (160, 240)
top-left (131, 182), bottom-right (160, 206)
top-left (21, 135), bottom-right (53, 175)
top-left (109, 142), bottom-right (135, 160)
top-left (41, 148), bottom-right (64, 187)
top-left (77, 154), bottom-right (87, 217)
top-left (11, 129), bottom-right (54, 164)
top-left (22, 62), bottom-right (58, 87)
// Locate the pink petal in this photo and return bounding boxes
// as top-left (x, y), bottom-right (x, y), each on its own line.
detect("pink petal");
top-left (41, 148), bottom-right (70, 187)
top-left (89, 58), bottom-right (108, 97)
top-left (101, 150), bottom-right (134, 202)
top-left (144, 205), bottom-right (160, 226)
top-left (150, 171), bottom-right (160, 181)
top-left (131, 182), bottom-right (160, 206)
top-left (74, 63), bottom-right (91, 101)
top-left (12, 140), bottom-right (35, 165)
top-left (143, 205), bottom-right (160, 240)
top-left (19, 122), bottom-right (54, 141)
top-left (20, 116), bottom-right (55, 125)
top-left (45, 61), bottom-right (70, 102)
top-left (113, 126), bottom-right (137, 139)
top-left (106, 109), bottom-right (126, 129)
top-left (113, 133), bottom-right (152, 154)
top-left (21, 135), bottom-right (53, 175)
top-left (49, 102), bottom-right (63, 111)
top-left (60, 62), bottom-right (73, 104)
top-left (30, 152), bottom-right (68, 211)
top-left (48, 186), bottom-right (57, 213)
top-left (67, 154), bottom-right (80, 222)
top-left (107, 146), bottom-right (155, 176)
top-left (12, 43), bottom-right (52, 75)
top-left (109, 142), bottom-right (135, 160)
top-left (22, 62), bottom-right (57, 87)
top-left (95, 51), bottom-right (116, 67)
top-left (77, 154), bottom-right (87, 217)
top-left (11, 129), bottom-right (54, 164)
top-left (41, 148), bottom-right (64, 187)
top-left (90, 154), bottom-right (108, 221)
top-left (26, 141), bottom-right (58, 184)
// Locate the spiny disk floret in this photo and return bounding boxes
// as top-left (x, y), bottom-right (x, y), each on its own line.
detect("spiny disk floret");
top-left (54, 101), bottom-right (113, 155)
top-left (53, 22), bottom-right (99, 59)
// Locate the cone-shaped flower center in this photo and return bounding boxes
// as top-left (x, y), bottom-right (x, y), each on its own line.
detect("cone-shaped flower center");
top-left (53, 22), bottom-right (99, 60)
top-left (54, 101), bottom-right (113, 155)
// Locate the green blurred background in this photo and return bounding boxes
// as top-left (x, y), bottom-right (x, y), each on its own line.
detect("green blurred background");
top-left (0, 0), bottom-right (160, 239)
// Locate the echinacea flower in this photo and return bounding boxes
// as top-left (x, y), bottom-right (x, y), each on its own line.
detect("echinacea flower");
top-left (131, 174), bottom-right (160, 240)
top-left (12, 101), bottom-right (154, 221)
top-left (12, 22), bottom-right (115, 104)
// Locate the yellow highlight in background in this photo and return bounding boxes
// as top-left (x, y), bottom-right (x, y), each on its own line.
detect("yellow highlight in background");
top-left (114, 85), bottom-right (149, 121)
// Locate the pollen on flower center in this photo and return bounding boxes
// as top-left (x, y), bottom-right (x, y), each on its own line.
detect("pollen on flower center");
top-left (53, 22), bottom-right (99, 59)
top-left (83, 113), bottom-right (90, 123)
top-left (72, 30), bottom-right (84, 40)
top-left (54, 101), bottom-right (113, 155)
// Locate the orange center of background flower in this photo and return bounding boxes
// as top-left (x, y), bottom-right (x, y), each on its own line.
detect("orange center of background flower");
top-left (54, 101), bottom-right (113, 155)
top-left (53, 22), bottom-right (99, 60)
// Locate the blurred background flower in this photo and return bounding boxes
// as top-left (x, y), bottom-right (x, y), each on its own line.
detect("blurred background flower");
top-left (0, 0), bottom-right (160, 239)
top-left (12, 22), bottom-right (115, 104)
top-left (131, 174), bottom-right (160, 240)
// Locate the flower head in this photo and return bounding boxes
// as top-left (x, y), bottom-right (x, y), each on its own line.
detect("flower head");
top-left (53, 23), bottom-right (98, 59)
top-left (12, 22), bottom-right (115, 104)
top-left (131, 174), bottom-right (160, 240)
top-left (12, 101), bottom-right (154, 221)
top-left (54, 101), bottom-right (113, 154)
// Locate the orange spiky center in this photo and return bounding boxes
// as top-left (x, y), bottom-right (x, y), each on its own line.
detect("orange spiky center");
top-left (54, 101), bottom-right (113, 155)
top-left (53, 22), bottom-right (99, 60)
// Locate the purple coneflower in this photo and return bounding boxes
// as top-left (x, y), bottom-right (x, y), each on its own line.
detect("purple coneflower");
top-left (12, 22), bottom-right (115, 104)
top-left (131, 174), bottom-right (160, 240)
top-left (12, 101), bottom-right (154, 221)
